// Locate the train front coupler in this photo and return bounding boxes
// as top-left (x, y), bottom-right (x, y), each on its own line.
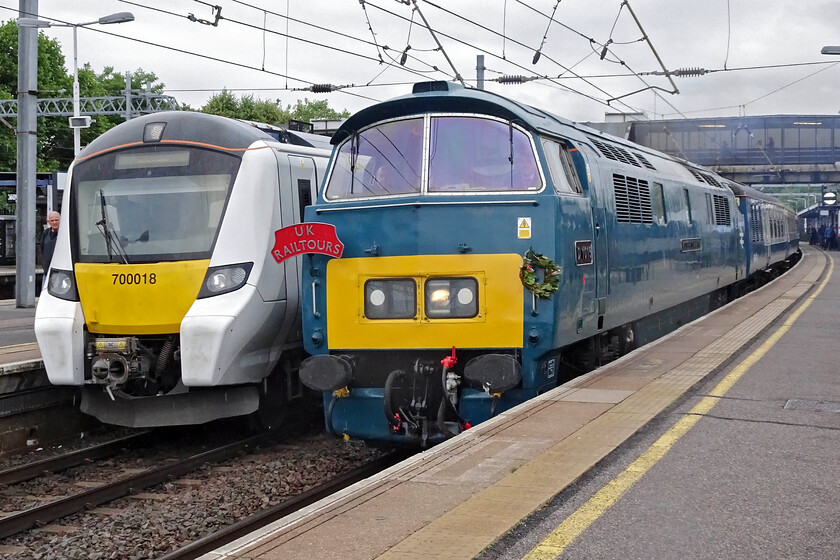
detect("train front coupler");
top-left (86, 336), bottom-right (177, 396)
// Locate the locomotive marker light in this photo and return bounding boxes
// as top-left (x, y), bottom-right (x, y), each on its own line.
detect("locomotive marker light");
top-left (272, 223), bottom-right (344, 263)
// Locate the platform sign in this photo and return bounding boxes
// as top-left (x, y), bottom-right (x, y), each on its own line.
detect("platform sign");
top-left (823, 191), bottom-right (836, 205)
top-left (272, 223), bottom-right (344, 263)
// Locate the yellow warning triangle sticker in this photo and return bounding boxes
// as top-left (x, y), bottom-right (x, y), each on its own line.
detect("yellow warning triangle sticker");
top-left (519, 219), bottom-right (529, 228)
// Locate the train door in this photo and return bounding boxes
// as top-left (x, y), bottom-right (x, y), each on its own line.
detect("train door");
top-left (579, 149), bottom-right (610, 328)
top-left (280, 154), bottom-right (319, 342)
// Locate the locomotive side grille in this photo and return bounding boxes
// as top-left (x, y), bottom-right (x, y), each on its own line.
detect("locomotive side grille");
top-left (613, 174), bottom-right (653, 224)
top-left (702, 173), bottom-right (723, 188)
top-left (632, 151), bottom-right (657, 170)
top-left (589, 137), bottom-right (642, 168)
top-left (688, 168), bottom-right (707, 184)
top-left (712, 194), bottom-right (731, 226)
top-left (688, 167), bottom-right (724, 188)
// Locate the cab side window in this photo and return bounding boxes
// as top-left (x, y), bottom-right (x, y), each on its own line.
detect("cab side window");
top-left (542, 139), bottom-right (583, 195)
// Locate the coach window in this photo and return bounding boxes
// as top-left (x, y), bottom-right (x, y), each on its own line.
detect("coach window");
top-left (651, 182), bottom-right (667, 224)
top-left (542, 139), bottom-right (582, 194)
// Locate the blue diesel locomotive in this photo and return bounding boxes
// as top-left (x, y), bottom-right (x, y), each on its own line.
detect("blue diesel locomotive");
top-left (297, 81), bottom-right (800, 446)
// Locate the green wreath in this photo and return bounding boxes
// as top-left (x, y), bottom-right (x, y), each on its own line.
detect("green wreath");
top-left (520, 248), bottom-right (562, 299)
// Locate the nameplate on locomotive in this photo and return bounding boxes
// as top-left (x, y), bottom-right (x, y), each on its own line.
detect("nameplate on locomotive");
top-left (681, 238), bottom-right (702, 252)
top-left (272, 223), bottom-right (344, 263)
top-left (575, 240), bottom-right (593, 265)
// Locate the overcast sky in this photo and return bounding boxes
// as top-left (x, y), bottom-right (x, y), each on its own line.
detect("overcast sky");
top-left (4, 0), bottom-right (840, 124)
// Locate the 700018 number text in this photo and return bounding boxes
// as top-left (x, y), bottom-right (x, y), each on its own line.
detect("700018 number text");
top-left (112, 273), bottom-right (157, 285)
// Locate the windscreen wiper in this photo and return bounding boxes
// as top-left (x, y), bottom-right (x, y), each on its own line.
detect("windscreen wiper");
top-left (350, 132), bottom-right (358, 195)
top-left (96, 190), bottom-right (129, 264)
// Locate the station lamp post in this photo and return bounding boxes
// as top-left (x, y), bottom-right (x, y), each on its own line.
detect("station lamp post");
top-left (17, 12), bottom-right (134, 156)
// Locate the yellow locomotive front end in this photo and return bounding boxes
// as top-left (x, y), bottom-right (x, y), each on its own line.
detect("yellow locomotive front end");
top-left (325, 254), bottom-right (523, 350)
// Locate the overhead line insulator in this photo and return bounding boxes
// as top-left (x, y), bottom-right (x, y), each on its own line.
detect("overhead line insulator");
top-left (671, 67), bottom-right (708, 77)
top-left (496, 75), bottom-right (531, 85)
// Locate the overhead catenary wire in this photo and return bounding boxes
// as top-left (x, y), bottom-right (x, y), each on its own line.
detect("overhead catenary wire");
top-left (7, 0), bottom-right (662, 117)
top-left (508, 0), bottom-right (680, 115)
top-left (359, 0), bottom-right (386, 64)
top-left (7, 3), bottom-right (836, 123)
top-left (112, 0), bottom-right (453, 93)
top-left (659, 61), bottom-right (840, 118)
top-left (406, 0), bottom-right (465, 86)
top-left (411, 0), bottom-right (647, 115)
top-left (117, 0), bottom-right (386, 65)
top-left (3, 5), bottom-right (382, 103)
top-left (723, 0), bottom-right (731, 70)
top-left (532, 0), bottom-right (561, 65)
top-left (226, 0), bottom-right (452, 78)
top-left (225, 0), bottom-right (447, 76)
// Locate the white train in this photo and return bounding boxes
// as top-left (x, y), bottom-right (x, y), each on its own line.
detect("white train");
top-left (34, 111), bottom-right (331, 427)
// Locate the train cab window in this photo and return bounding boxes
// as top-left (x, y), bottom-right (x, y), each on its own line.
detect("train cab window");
top-left (541, 139), bottom-right (583, 195)
top-left (325, 117), bottom-right (423, 200)
top-left (651, 182), bottom-right (667, 224)
top-left (71, 146), bottom-right (240, 263)
top-left (428, 117), bottom-right (541, 193)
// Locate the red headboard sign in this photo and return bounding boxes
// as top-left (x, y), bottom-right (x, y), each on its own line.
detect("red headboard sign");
top-left (272, 223), bottom-right (344, 263)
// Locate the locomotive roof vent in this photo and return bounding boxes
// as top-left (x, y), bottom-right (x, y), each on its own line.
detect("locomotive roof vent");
top-left (412, 81), bottom-right (463, 94)
top-left (143, 122), bottom-right (166, 143)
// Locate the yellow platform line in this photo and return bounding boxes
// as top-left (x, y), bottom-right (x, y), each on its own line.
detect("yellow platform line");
top-left (523, 256), bottom-right (833, 560)
top-left (0, 342), bottom-right (39, 351)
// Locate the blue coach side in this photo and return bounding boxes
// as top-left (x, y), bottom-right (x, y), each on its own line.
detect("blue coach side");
top-left (727, 181), bottom-right (800, 278)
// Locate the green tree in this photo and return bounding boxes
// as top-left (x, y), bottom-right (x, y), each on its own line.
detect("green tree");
top-left (200, 90), bottom-right (350, 127)
top-left (76, 66), bottom-right (164, 153)
top-left (0, 20), bottom-right (71, 172)
top-left (0, 20), bottom-right (166, 171)
top-left (288, 98), bottom-right (349, 122)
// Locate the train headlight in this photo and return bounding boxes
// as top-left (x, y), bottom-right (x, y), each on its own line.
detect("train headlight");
top-left (47, 269), bottom-right (78, 301)
top-left (364, 279), bottom-right (417, 319)
top-left (424, 277), bottom-right (478, 318)
top-left (197, 262), bottom-right (253, 298)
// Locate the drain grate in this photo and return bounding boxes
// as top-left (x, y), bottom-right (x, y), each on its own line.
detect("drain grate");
top-left (784, 399), bottom-right (840, 413)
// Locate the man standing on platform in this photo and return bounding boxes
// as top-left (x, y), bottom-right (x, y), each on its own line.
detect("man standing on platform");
top-left (40, 211), bottom-right (60, 286)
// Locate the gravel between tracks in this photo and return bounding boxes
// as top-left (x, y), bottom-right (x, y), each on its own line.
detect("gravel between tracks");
top-left (0, 427), bottom-right (139, 472)
top-left (0, 433), bottom-right (384, 559)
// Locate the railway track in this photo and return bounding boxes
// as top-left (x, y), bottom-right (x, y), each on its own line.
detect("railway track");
top-left (0, 431), bottom-right (278, 540)
top-left (159, 451), bottom-right (408, 560)
top-left (0, 431), bottom-right (154, 486)
top-left (0, 420), bottom-right (393, 559)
